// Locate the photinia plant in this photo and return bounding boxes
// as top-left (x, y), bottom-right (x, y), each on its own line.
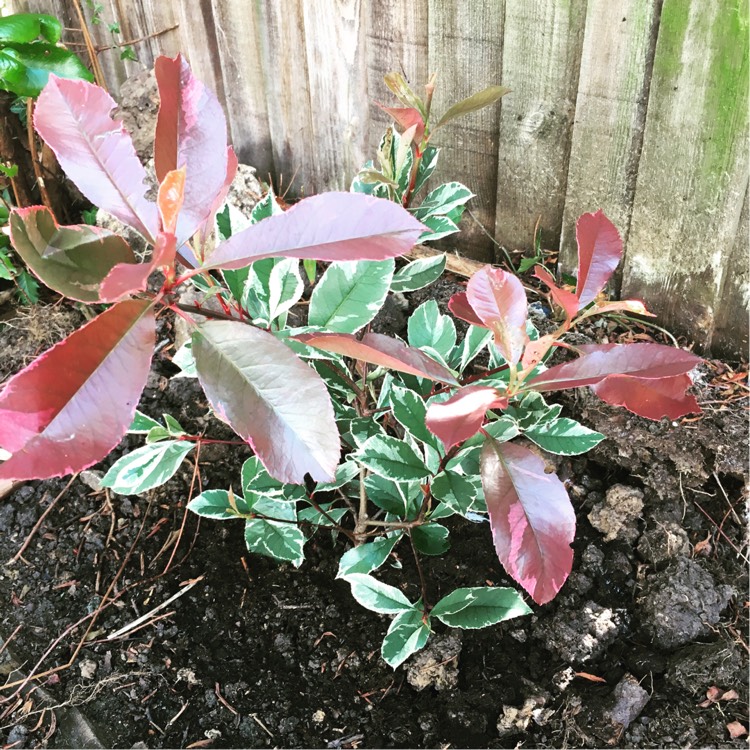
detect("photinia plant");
top-left (0, 55), bottom-right (702, 670)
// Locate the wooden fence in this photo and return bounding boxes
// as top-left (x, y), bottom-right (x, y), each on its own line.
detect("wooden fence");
top-left (7, 0), bottom-right (749, 357)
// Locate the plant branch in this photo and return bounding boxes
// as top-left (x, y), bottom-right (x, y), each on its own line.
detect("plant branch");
top-left (409, 531), bottom-right (429, 609)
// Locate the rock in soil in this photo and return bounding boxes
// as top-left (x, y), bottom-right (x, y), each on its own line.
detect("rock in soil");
top-left (637, 517), bottom-right (691, 565)
top-left (666, 639), bottom-right (746, 697)
top-left (537, 600), bottom-right (627, 664)
top-left (497, 683), bottom-right (552, 739)
top-left (588, 483), bottom-right (644, 542)
top-left (406, 632), bottom-right (461, 691)
top-left (588, 673), bottom-right (651, 745)
top-left (638, 557), bottom-right (735, 649)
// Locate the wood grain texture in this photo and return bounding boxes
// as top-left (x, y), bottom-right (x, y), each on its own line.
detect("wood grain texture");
top-left (621, 0), bottom-right (749, 348)
top-left (302, 0), bottom-right (368, 191)
top-left (427, 0), bottom-right (504, 262)
top-left (256, 0), bottom-right (316, 196)
top-left (559, 0), bottom-right (658, 274)
top-left (494, 0), bottom-right (587, 255)
top-left (210, 0), bottom-right (272, 177)
top-left (710, 183), bottom-right (749, 358)
top-left (365, 0), bottom-right (429, 158)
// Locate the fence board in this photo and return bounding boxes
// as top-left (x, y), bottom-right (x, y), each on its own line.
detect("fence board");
top-left (621, 0), bottom-right (749, 348)
top-left (428, 0), bottom-right (504, 261)
top-left (559, 0), bottom-right (658, 273)
top-left (302, 0), bottom-right (368, 191)
top-left (365, 0), bottom-right (429, 159)
top-left (711, 184), bottom-right (749, 358)
top-left (494, 0), bottom-right (587, 256)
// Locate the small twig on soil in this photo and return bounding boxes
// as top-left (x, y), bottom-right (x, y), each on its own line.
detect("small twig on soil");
top-left (11, 475), bottom-right (77, 563)
top-left (0, 623), bottom-right (23, 658)
top-left (693, 500), bottom-right (749, 564)
top-left (249, 713), bottom-right (274, 738)
top-left (713, 471), bottom-right (743, 526)
top-left (107, 576), bottom-right (203, 640)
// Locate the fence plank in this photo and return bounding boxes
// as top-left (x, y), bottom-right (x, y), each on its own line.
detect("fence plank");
top-left (621, 0), bottom-right (749, 348)
top-left (302, 0), bottom-right (368, 191)
top-left (427, 1), bottom-right (504, 261)
top-left (210, 0), bottom-right (272, 177)
top-left (559, 0), bottom-right (658, 272)
top-left (494, 0), bottom-right (587, 256)
top-left (365, 0), bottom-right (429, 159)
top-left (709, 183), bottom-right (748, 358)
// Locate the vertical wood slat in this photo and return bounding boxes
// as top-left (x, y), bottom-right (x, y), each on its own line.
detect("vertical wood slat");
top-left (494, 0), bottom-right (588, 256)
top-left (302, 0), bottom-right (369, 191)
top-left (427, 1), bottom-right (504, 262)
top-left (621, 0), bottom-right (749, 348)
top-left (711, 184), bottom-right (749, 358)
top-left (365, 0), bottom-right (429, 160)
top-left (559, 0), bottom-right (658, 273)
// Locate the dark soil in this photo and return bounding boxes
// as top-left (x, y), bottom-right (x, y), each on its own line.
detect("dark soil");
top-left (0, 278), bottom-right (747, 750)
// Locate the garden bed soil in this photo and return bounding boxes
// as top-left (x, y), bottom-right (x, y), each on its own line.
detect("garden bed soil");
top-left (0, 278), bottom-right (747, 749)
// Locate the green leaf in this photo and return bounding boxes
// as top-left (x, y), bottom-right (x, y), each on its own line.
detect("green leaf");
top-left (431, 471), bottom-right (481, 517)
top-left (341, 416), bottom-right (386, 450)
top-left (241, 456), bottom-right (285, 497)
top-left (389, 383), bottom-right (440, 449)
top-left (506, 392), bottom-right (561, 429)
top-left (163, 413), bottom-right (186, 437)
top-left (412, 146), bottom-right (439, 197)
top-left (188, 489), bottom-right (252, 519)
top-left (408, 300), bottom-right (456, 360)
top-left (268, 258), bottom-right (303, 321)
top-left (0, 42), bottom-right (93, 97)
top-left (309, 259), bottom-right (394, 333)
top-left (390, 253), bottom-right (446, 294)
top-left (354, 435), bottom-right (430, 481)
top-left (435, 85), bottom-right (511, 129)
top-left (524, 418), bottom-right (605, 455)
top-left (337, 533), bottom-right (402, 578)
top-left (383, 71), bottom-right (426, 117)
top-left (411, 523), bottom-right (449, 555)
top-left (413, 182), bottom-right (474, 221)
top-left (120, 46), bottom-right (137, 62)
top-left (381, 607), bottom-right (431, 668)
top-left (15, 270), bottom-right (39, 304)
top-left (431, 586), bottom-right (531, 629)
top-left (454, 325), bottom-right (493, 372)
top-left (101, 440), bottom-right (194, 495)
top-left (172, 341), bottom-right (197, 378)
top-left (303, 258), bottom-right (317, 284)
top-left (244, 518), bottom-right (306, 567)
top-left (314, 461), bottom-right (360, 493)
top-left (0, 14), bottom-right (61, 43)
top-left (344, 573), bottom-right (413, 614)
top-left (145, 425), bottom-right (171, 443)
top-left (364, 473), bottom-right (420, 518)
top-left (128, 410), bottom-right (161, 434)
top-left (298, 503), bottom-right (348, 527)
top-left (419, 214), bottom-right (460, 242)
top-left (250, 190), bottom-right (284, 223)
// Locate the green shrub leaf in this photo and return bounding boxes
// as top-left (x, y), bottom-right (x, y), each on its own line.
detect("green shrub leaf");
top-left (101, 440), bottom-right (194, 495)
top-left (431, 586), bottom-right (531, 629)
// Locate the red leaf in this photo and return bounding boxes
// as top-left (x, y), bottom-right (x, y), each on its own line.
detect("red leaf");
top-left (157, 167), bottom-right (186, 234)
top-left (425, 385), bottom-right (507, 449)
top-left (35, 75), bottom-right (158, 241)
top-left (448, 291), bottom-right (486, 328)
top-left (481, 439), bottom-right (575, 605)
top-left (294, 332), bottom-right (459, 385)
top-left (192, 321), bottom-right (340, 483)
top-left (533, 265), bottom-right (578, 323)
top-left (199, 146), bottom-right (238, 248)
top-left (466, 267), bottom-right (529, 366)
top-left (9, 206), bottom-right (136, 303)
top-left (202, 192), bottom-right (425, 271)
top-left (528, 343), bottom-right (702, 392)
top-left (375, 103), bottom-right (425, 143)
top-left (575, 210), bottom-right (622, 309)
top-left (587, 299), bottom-right (654, 317)
top-left (154, 54), bottom-right (231, 245)
top-left (591, 373), bottom-right (701, 420)
top-left (727, 722), bottom-right (747, 739)
top-left (0, 300), bottom-right (155, 480)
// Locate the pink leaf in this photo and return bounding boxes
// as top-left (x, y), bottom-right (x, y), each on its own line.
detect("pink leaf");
top-left (528, 343), bottom-right (702, 392)
top-left (199, 146), bottom-right (238, 248)
top-left (481, 438), bottom-right (575, 605)
top-left (425, 385), bottom-right (507, 450)
top-left (466, 267), bottom-right (529, 366)
top-left (154, 54), bottom-right (230, 245)
top-left (591, 373), bottom-right (701, 420)
top-left (375, 103), bottom-right (426, 143)
top-left (0, 300), bottom-right (155, 480)
top-left (9, 206), bottom-right (136, 303)
top-left (533, 265), bottom-right (578, 322)
top-left (294, 332), bottom-right (459, 385)
top-left (202, 192), bottom-right (425, 271)
top-left (575, 210), bottom-right (622, 310)
top-left (193, 321), bottom-right (340, 483)
top-left (34, 75), bottom-right (158, 241)
top-left (448, 291), bottom-right (486, 328)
